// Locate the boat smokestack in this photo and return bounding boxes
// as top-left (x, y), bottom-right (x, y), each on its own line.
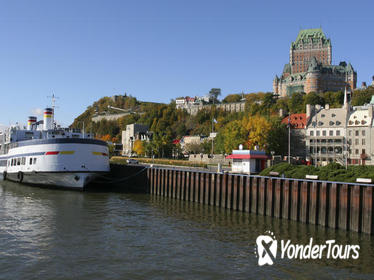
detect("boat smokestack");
top-left (43, 108), bottom-right (53, 130)
top-left (27, 116), bottom-right (37, 130)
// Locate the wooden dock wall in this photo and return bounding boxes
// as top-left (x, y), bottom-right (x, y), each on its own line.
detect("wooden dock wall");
top-left (146, 167), bottom-right (374, 235)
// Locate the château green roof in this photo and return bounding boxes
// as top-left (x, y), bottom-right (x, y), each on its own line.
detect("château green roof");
top-left (292, 28), bottom-right (331, 48)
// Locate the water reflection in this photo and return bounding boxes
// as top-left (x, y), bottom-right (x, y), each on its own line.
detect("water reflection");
top-left (0, 182), bottom-right (373, 279)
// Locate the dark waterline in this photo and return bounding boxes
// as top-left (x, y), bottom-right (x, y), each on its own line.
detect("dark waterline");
top-left (0, 181), bottom-right (373, 280)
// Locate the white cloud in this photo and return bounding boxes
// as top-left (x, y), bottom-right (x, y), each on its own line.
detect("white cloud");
top-left (31, 108), bottom-right (43, 116)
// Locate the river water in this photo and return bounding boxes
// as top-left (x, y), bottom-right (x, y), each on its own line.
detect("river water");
top-left (0, 180), bottom-right (374, 279)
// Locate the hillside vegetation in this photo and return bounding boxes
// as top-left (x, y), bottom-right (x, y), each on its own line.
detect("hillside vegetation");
top-left (70, 86), bottom-right (374, 158)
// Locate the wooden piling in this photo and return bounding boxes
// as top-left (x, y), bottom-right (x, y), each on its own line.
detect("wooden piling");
top-left (282, 180), bottom-right (291, 220)
top-left (227, 175), bottom-right (233, 209)
top-left (146, 168), bottom-right (373, 235)
top-left (244, 176), bottom-right (251, 212)
top-left (251, 177), bottom-right (258, 214)
top-left (362, 186), bottom-right (373, 234)
top-left (194, 172), bottom-right (200, 203)
top-left (338, 184), bottom-right (349, 231)
top-left (238, 176), bottom-right (244, 212)
top-left (318, 182), bottom-right (328, 227)
top-left (290, 180), bottom-right (299, 221)
top-left (309, 181), bottom-right (318, 225)
top-left (300, 181), bottom-right (309, 224)
top-left (232, 175), bottom-right (239, 211)
top-left (221, 173), bottom-right (227, 208)
top-left (215, 174), bottom-right (221, 207)
top-left (350, 185), bottom-right (362, 232)
top-left (328, 183), bottom-right (338, 229)
top-left (204, 172), bottom-right (210, 205)
top-left (210, 174), bottom-right (216, 206)
top-left (168, 169), bottom-right (173, 198)
top-left (172, 170), bottom-right (177, 198)
top-left (274, 179), bottom-right (282, 218)
top-left (266, 178), bottom-right (274, 217)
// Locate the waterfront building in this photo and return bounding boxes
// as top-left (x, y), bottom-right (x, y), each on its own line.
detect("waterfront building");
top-left (305, 90), bottom-right (374, 166)
top-left (346, 98), bottom-right (374, 165)
top-left (305, 103), bottom-right (347, 165)
top-left (281, 113), bottom-right (307, 158)
top-left (226, 149), bottom-right (269, 174)
top-left (273, 28), bottom-right (357, 97)
top-left (121, 123), bottom-right (150, 156)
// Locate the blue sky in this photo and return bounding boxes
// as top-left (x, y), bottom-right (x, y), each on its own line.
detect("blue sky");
top-left (0, 0), bottom-right (373, 127)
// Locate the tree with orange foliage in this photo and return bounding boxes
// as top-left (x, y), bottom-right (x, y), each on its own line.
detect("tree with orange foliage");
top-left (133, 139), bottom-right (145, 156)
top-left (98, 134), bottom-right (111, 142)
top-left (244, 115), bottom-right (271, 150)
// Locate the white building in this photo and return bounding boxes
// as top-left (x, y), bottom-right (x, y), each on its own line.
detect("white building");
top-left (226, 149), bottom-right (268, 174)
top-left (121, 124), bottom-right (150, 156)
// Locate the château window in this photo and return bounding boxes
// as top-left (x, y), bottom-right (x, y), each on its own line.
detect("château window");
top-left (362, 130), bottom-right (366, 136)
top-left (355, 139), bottom-right (359, 145)
top-left (329, 131), bottom-right (333, 136)
top-left (322, 131), bottom-right (326, 136)
top-left (310, 131), bottom-right (314, 136)
top-left (355, 131), bottom-right (359, 136)
top-left (336, 130), bottom-right (340, 136)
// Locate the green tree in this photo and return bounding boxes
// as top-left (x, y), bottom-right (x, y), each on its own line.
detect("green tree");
top-left (304, 92), bottom-right (324, 106)
top-left (288, 92), bottom-right (305, 113)
top-left (222, 94), bottom-right (242, 103)
top-left (222, 120), bottom-right (247, 153)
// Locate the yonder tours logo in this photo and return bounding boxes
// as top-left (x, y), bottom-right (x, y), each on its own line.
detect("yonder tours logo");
top-left (255, 231), bottom-right (360, 266)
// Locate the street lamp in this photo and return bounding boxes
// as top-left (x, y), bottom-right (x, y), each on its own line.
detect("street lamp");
top-left (271, 151), bottom-right (275, 166)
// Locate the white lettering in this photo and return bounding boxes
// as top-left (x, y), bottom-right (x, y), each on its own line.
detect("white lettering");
top-left (326, 240), bottom-right (335, 258)
top-left (351, 245), bottom-right (360, 259)
top-left (280, 240), bottom-right (291, 258)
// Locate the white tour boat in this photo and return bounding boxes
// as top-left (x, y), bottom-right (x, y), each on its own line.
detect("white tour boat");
top-left (0, 106), bottom-right (110, 189)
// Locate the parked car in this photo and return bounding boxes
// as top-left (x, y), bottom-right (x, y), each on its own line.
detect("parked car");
top-left (127, 159), bottom-right (139, 164)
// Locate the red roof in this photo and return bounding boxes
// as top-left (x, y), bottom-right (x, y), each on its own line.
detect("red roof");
top-left (226, 154), bottom-right (269, 159)
top-left (281, 113), bottom-right (307, 129)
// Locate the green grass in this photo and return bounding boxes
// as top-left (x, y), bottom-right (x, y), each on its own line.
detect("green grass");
top-left (111, 156), bottom-right (208, 168)
top-left (260, 162), bottom-right (374, 183)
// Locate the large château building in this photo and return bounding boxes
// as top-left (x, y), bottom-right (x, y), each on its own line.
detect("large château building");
top-left (273, 28), bottom-right (357, 97)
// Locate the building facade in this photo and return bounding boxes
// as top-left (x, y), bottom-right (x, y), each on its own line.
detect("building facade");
top-left (281, 113), bottom-right (307, 158)
top-left (121, 123), bottom-right (150, 156)
top-left (273, 28), bottom-right (357, 97)
top-left (305, 94), bottom-right (374, 166)
top-left (305, 104), bottom-right (347, 165)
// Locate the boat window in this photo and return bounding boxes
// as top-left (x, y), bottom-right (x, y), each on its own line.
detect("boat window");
top-left (30, 158), bottom-right (33, 165)
top-left (17, 158), bottom-right (20, 165)
top-left (22, 157), bottom-right (26, 165)
top-left (33, 158), bottom-right (37, 164)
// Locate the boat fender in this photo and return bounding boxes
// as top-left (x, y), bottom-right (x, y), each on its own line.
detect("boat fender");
top-left (17, 171), bottom-right (23, 183)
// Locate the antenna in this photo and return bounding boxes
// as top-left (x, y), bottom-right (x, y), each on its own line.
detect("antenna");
top-left (47, 92), bottom-right (59, 111)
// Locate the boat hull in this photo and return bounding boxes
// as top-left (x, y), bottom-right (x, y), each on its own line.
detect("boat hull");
top-left (0, 138), bottom-right (110, 190)
top-left (3, 171), bottom-right (106, 190)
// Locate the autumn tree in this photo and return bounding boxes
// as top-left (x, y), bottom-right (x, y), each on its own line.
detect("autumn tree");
top-left (245, 115), bottom-right (271, 150)
top-left (222, 120), bottom-right (247, 153)
top-left (133, 139), bottom-right (145, 156)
